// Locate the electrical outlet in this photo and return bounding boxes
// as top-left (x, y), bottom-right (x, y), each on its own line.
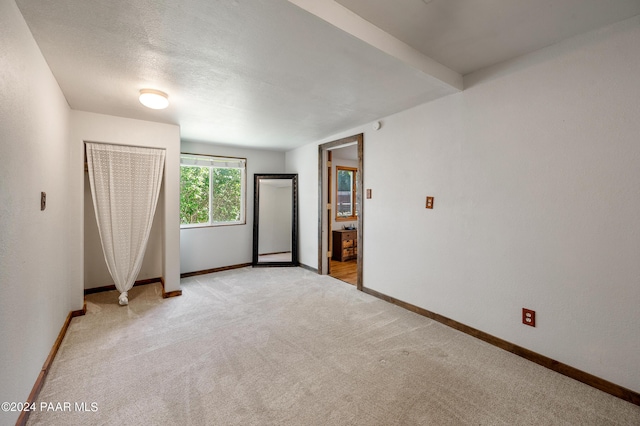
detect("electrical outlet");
top-left (522, 308), bottom-right (535, 327)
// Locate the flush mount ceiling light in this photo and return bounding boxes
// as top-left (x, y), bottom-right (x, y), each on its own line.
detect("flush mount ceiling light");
top-left (139, 89), bottom-right (169, 109)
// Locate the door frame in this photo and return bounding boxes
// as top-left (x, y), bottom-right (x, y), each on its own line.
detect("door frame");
top-left (317, 134), bottom-right (363, 291)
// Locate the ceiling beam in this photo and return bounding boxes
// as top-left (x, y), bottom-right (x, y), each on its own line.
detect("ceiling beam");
top-left (287, 0), bottom-right (463, 92)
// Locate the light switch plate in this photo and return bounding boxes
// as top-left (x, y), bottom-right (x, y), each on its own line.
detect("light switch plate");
top-left (426, 196), bottom-right (434, 209)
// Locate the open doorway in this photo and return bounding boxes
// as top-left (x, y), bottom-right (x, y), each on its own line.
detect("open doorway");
top-left (318, 134), bottom-right (363, 290)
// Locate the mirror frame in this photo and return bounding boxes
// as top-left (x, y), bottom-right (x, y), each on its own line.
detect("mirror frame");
top-left (252, 173), bottom-right (299, 267)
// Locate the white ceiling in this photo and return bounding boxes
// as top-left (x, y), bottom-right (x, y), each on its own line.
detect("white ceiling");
top-left (15, 0), bottom-right (456, 150)
top-left (336, 0), bottom-right (640, 75)
top-left (16, 0), bottom-right (640, 150)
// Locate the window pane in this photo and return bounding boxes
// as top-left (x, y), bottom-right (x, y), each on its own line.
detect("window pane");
top-left (337, 169), bottom-right (353, 217)
top-left (354, 171), bottom-right (359, 217)
top-left (180, 166), bottom-right (210, 224)
top-left (212, 168), bottom-right (242, 222)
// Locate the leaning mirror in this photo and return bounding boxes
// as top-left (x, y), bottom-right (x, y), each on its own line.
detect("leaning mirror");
top-left (253, 174), bottom-right (298, 267)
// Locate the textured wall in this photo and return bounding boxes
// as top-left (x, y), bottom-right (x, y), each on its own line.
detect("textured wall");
top-left (285, 142), bottom-right (320, 269)
top-left (289, 15), bottom-right (640, 393)
top-left (0, 1), bottom-right (72, 424)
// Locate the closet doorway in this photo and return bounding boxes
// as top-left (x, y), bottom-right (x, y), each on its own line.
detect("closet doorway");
top-left (318, 134), bottom-right (363, 290)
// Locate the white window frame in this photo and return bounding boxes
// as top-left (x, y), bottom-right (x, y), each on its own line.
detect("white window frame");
top-left (180, 153), bottom-right (247, 228)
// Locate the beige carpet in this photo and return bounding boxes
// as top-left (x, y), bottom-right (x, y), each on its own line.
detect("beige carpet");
top-left (28, 267), bottom-right (640, 425)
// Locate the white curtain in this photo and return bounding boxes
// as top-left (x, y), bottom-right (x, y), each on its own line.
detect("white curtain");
top-left (86, 143), bottom-right (165, 305)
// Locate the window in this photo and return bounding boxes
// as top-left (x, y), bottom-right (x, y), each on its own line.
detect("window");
top-left (336, 166), bottom-right (358, 221)
top-left (180, 154), bottom-right (246, 227)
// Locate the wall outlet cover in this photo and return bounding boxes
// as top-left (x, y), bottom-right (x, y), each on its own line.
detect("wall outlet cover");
top-left (522, 308), bottom-right (535, 327)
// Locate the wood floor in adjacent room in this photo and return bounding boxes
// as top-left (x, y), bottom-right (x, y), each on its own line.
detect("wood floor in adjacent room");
top-left (26, 267), bottom-right (640, 425)
top-left (330, 259), bottom-right (357, 285)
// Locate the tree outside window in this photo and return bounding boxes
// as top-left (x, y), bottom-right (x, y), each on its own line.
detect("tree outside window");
top-left (180, 154), bottom-right (246, 227)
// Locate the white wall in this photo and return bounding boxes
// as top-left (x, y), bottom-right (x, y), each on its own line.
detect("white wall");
top-left (0, 1), bottom-right (72, 423)
top-left (84, 174), bottom-right (164, 289)
top-left (285, 143), bottom-right (319, 269)
top-left (288, 16), bottom-right (640, 393)
top-left (180, 141), bottom-right (285, 273)
top-left (69, 111), bottom-right (181, 296)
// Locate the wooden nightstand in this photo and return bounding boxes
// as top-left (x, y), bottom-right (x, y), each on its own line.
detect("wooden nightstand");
top-left (332, 229), bottom-right (357, 262)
